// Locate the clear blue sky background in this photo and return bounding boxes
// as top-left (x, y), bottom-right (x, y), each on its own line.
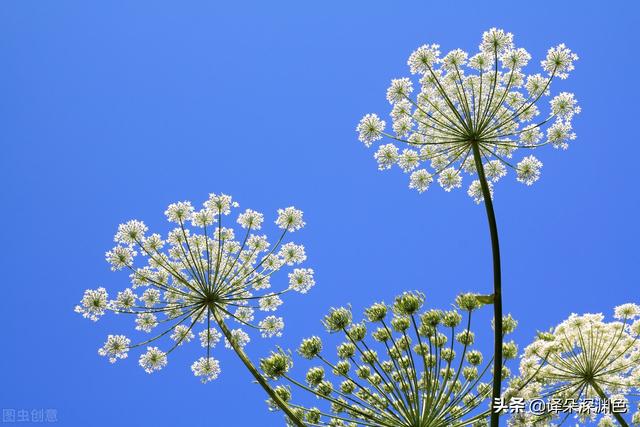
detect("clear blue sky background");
top-left (1, 1), bottom-right (639, 426)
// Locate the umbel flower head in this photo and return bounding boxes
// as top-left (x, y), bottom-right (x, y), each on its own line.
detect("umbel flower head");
top-left (506, 304), bottom-right (640, 427)
top-left (356, 28), bottom-right (579, 202)
top-left (260, 291), bottom-right (520, 427)
top-left (75, 193), bottom-right (315, 383)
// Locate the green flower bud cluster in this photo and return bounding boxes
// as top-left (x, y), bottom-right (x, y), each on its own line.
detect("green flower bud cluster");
top-left (261, 291), bottom-right (518, 427)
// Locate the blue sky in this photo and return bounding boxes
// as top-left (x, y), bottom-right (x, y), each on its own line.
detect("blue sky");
top-left (1, 1), bottom-right (639, 426)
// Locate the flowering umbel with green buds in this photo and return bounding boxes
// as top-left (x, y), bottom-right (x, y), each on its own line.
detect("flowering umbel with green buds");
top-left (506, 304), bottom-right (640, 427)
top-left (75, 193), bottom-right (315, 426)
top-left (260, 291), bottom-right (520, 427)
top-left (355, 28), bottom-right (579, 427)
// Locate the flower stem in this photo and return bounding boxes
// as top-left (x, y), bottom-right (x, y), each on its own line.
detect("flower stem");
top-left (212, 310), bottom-right (305, 427)
top-left (590, 381), bottom-right (630, 427)
top-left (470, 141), bottom-right (503, 427)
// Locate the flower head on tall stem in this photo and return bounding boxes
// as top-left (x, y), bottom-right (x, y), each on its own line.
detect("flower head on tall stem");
top-left (356, 28), bottom-right (579, 427)
top-left (506, 304), bottom-right (640, 427)
top-left (75, 193), bottom-right (315, 384)
top-left (260, 291), bottom-right (520, 427)
top-left (356, 28), bottom-right (579, 202)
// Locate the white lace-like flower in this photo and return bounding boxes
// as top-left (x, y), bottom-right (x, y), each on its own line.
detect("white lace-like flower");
top-left (105, 246), bottom-right (136, 271)
top-left (275, 207), bottom-right (305, 231)
top-left (191, 357), bottom-right (221, 383)
top-left (191, 209), bottom-right (214, 227)
top-left (259, 294), bottom-right (283, 311)
top-left (468, 180), bottom-right (494, 204)
top-left (225, 329), bottom-right (250, 349)
top-left (500, 48), bottom-right (531, 70)
top-left (516, 156), bottom-right (543, 185)
top-left (139, 347), bottom-right (167, 373)
top-left (164, 201), bottom-right (194, 223)
top-left (237, 209), bottom-right (264, 230)
top-left (74, 288), bottom-right (109, 321)
top-left (397, 149), bottom-right (420, 172)
top-left (234, 306), bottom-right (255, 323)
top-left (541, 43), bottom-right (578, 79)
top-left (259, 316), bottom-right (284, 338)
top-left (288, 268), bottom-right (315, 294)
top-left (409, 169), bottom-right (433, 193)
top-left (140, 288), bottom-right (160, 307)
top-left (615, 303), bottom-right (640, 320)
top-left (407, 44), bottom-right (441, 74)
top-left (550, 92), bottom-right (581, 120)
top-left (484, 160), bottom-right (507, 182)
top-left (204, 193), bottom-right (238, 215)
top-left (278, 242), bottom-right (306, 266)
top-left (386, 78), bottom-right (413, 104)
top-left (135, 313), bottom-right (158, 333)
top-left (480, 28), bottom-right (513, 54)
top-left (76, 193), bottom-right (315, 382)
top-left (112, 288), bottom-right (136, 311)
top-left (114, 220), bottom-right (148, 245)
top-left (98, 335), bottom-right (130, 363)
top-left (506, 306), bottom-right (640, 426)
top-left (357, 28), bottom-right (578, 203)
top-left (171, 325), bottom-right (195, 345)
top-left (199, 328), bottom-right (222, 348)
top-left (356, 114), bottom-right (386, 147)
top-left (438, 167), bottom-right (462, 192)
top-left (374, 144), bottom-right (398, 170)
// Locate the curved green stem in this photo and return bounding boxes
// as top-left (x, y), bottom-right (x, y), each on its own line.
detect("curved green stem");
top-left (212, 309), bottom-right (305, 427)
top-left (470, 141), bottom-right (503, 427)
top-left (590, 382), bottom-right (630, 427)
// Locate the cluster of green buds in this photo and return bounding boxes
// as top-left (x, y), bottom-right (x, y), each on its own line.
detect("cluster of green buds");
top-left (260, 291), bottom-right (519, 426)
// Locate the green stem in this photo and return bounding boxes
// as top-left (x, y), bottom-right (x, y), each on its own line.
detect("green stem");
top-left (590, 382), bottom-right (630, 427)
top-left (212, 310), bottom-right (305, 427)
top-left (470, 141), bottom-right (503, 427)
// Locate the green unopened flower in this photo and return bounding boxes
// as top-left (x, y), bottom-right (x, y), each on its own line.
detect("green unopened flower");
top-left (372, 327), bottom-right (392, 343)
top-left (492, 313), bottom-right (518, 336)
top-left (263, 291), bottom-right (519, 426)
top-left (333, 360), bottom-right (350, 377)
top-left (421, 309), bottom-right (443, 327)
top-left (443, 310), bottom-right (463, 328)
top-left (306, 367), bottom-right (325, 387)
top-left (298, 336), bottom-right (323, 360)
top-left (456, 330), bottom-right (476, 346)
top-left (501, 314), bottom-right (518, 335)
top-left (393, 291), bottom-right (425, 316)
top-left (467, 350), bottom-right (483, 366)
top-left (456, 293), bottom-right (482, 312)
top-left (261, 351), bottom-right (293, 380)
top-left (391, 316), bottom-right (410, 332)
top-left (269, 385), bottom-right (292, 409)
top-left (502, 341), bottom-right (518, 360)
top-left (337, 342), bottom-right (356, 359)
top-left (347, 323), bottom-right (367, 342)
top-left (364, 303), bottom-right (388, 322)
top-left (323, 307), bottom-right (353, 333)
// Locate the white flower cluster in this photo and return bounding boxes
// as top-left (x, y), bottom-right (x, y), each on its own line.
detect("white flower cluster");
top-left (76, 193), bottom-right (315, 383)
top-left (506, 304), bottom-right (640, 426)
top-left (356, 28), bottom-right (579, 203)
